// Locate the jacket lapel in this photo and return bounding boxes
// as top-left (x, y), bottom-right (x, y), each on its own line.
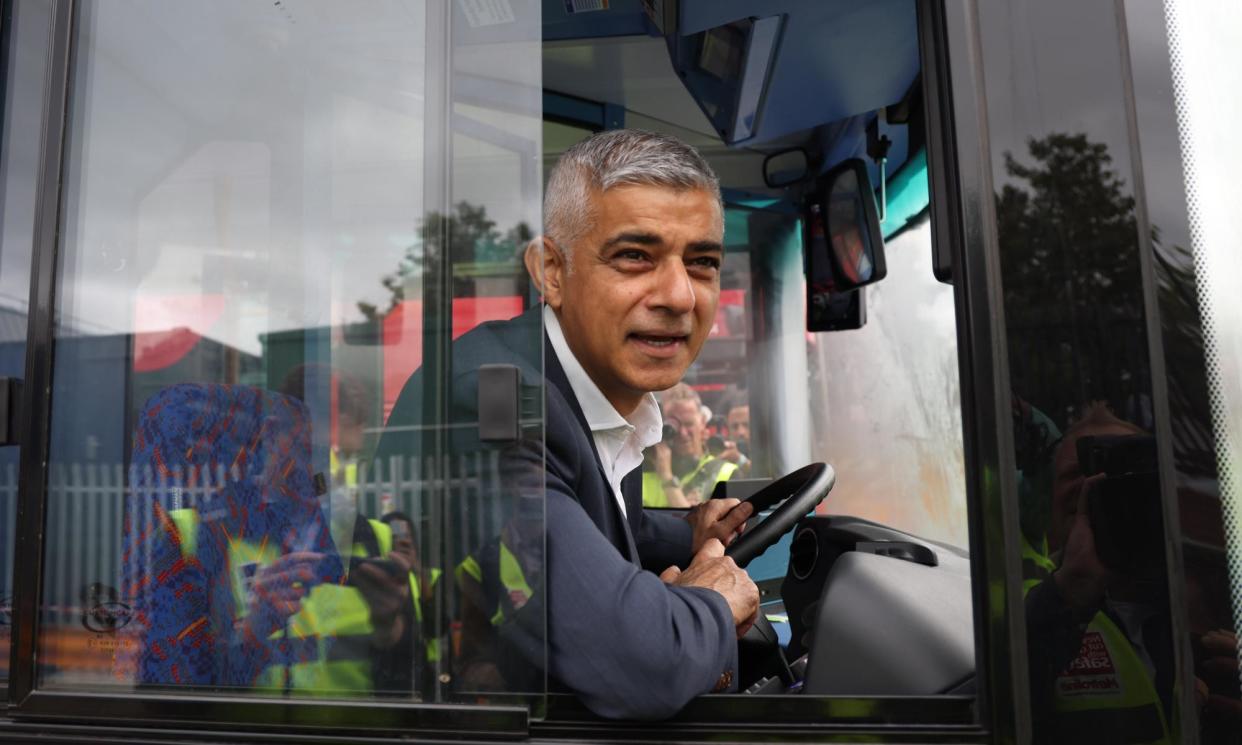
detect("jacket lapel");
top-left (542, 330), bottom-right (640, 563)
top-left (622, 468), bottom-right (643, 536)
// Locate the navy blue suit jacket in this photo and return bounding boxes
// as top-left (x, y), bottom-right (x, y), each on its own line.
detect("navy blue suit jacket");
top-left (374, 306), bottom-right (738, 719)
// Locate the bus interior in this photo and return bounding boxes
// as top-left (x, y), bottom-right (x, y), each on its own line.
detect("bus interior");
top-left (16, 0), bottom-right (974, 720)
top-left (539, 0), bottom-right (973, 698)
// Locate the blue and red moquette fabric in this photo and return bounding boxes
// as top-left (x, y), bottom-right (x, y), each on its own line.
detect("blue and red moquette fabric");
top-left (120, 383), bottom-right (342, 688)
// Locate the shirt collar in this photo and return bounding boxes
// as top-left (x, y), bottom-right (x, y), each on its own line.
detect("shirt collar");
top-left (543, 305), bottom-right (662, 445)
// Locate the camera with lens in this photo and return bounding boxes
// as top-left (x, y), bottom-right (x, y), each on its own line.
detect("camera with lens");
top-left (1076, 434), bottom-right (1163, 577)
top-left (347, 556), bottom-right (406, 584)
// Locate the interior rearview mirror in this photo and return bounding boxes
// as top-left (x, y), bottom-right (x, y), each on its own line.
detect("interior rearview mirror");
top-left (762, 148), bottom-right (810, 188)
top-left (805, 158), bottom-right (886, 332)
top-left (808, 158), bottom-right (886, 292)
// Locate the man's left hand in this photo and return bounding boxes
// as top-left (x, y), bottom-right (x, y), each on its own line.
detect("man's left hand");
top-left (684, 498), bottom-right (752, 554)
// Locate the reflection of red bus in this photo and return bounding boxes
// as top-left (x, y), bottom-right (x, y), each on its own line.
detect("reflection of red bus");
top-left (132, 290), bottom-right (751, 425)
top-left (379, 297), bottom-right (526, 420)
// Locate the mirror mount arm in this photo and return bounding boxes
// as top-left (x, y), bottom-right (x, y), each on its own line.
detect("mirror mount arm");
top-left (866, 115), bottom-right (893, 222)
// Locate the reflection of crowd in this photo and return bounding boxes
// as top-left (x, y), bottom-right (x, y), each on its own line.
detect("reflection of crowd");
top-left (642, 384), bottom-right (745, 507)
top-left (725, 401), bottom-right (750, 459)
top-left (1017, 399), bottom-right (1240, 743)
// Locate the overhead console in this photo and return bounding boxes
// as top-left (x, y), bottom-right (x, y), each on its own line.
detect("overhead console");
top-left (649, 0), bottom-right (921, 145)
top-left (663, 14), bottom-right (783, 144)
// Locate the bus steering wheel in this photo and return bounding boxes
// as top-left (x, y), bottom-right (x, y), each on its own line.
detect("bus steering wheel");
top-left (724, 463), bottom-right (836, 568)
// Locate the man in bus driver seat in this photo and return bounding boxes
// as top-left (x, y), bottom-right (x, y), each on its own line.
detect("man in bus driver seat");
top-left (376, 129), bottom-right (759, 719)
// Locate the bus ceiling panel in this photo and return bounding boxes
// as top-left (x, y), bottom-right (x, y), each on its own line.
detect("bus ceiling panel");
top-left (543, 35), bottom-right (718, 139)
top-left (543, 0), bottom-right (921, 149)
top-left (819, 115), bottom-right (871, 172)
top-left (672, 0), bottom-right (920, 146)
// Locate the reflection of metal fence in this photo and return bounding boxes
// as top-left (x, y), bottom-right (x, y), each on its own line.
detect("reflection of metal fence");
top-left (26, 453), bottom-right (508, 629)
top-left (354, 453), bottom-right (509, 567)
top-left (45, 464), bottom-right (128, 627)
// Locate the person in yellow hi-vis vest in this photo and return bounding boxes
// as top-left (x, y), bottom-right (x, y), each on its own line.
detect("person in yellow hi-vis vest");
top-left (449, 503), bottom-right (545, 693)
top-left (166, 506), bottom-right (418, 696)
top-left (1024, 404), bottom-right (1175, 745)
top-left (643, 384), bottom-right (738, 507)
top-left (381, 511), bottom-right (443, 692)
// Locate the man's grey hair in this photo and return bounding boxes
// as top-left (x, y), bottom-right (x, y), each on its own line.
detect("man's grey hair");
top-left (544, 129), bottom-right (722, 268)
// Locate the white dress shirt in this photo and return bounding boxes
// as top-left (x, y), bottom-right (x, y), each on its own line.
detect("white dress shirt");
top-left (543, 305), bottom-right (662, 518)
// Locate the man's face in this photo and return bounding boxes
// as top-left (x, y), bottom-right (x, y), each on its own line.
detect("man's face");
top-left (542, 184), bottom-right (723, 414)
top-left (663, 398), bottom-right (706, 458)
top-left (1048, 421), bottom-right (1136, 552)
top-left (726, 405), bottom-right (749, 445)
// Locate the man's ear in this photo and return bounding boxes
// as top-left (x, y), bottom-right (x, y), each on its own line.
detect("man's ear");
top-left (525, 236), bottom-right (567, 309)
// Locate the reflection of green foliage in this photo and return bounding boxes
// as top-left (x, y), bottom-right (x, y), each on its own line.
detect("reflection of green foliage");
top-left (997, 133), bottom-right (1146, 427)
top-left (358, 202), bottom-right (532, 322)
top-left (998, 132), bottom-right (1215, 479)
top-left (998, 133), bottom-right (1141, 321)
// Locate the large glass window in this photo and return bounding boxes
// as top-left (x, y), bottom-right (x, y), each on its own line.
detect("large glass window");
top-left (4, 0), bottom-right (1002, 733)
top-left (537, 18), bottom-right (974, 710)
top-left (1125, 1), bottom-right (1242, 740)
top-left (34, 0), bottom-right (545, 709)
top-left (807, 211), bottom-right (966, 547)
top-left (976, 1), bottom-right (1201, 741)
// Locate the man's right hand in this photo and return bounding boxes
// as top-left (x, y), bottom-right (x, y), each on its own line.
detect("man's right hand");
top-left (659, 538), bottom-right (759, 638)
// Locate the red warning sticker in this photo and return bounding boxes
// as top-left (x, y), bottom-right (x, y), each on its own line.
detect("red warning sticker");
top-left (1057, 631), bottom-right (1122, 696)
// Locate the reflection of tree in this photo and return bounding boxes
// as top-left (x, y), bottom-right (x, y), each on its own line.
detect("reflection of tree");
top-left (999, 134), bottom-right (1142, 315)
top-left (997, 132), bottom-right (1215, 478)
top-left (998, 133), bottom-right (1147, 426)
top-left (358, 202), bottom-right (533, 323)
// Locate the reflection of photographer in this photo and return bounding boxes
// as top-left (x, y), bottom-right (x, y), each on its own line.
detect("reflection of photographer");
top-left (725, 402), bottom-right (750, 460)
top-left (380, 510), bottom-right (443, 682)
top-left (281, 364), bottom-right (417, 630)
top-left (1026, 404), bottom-right (1176, 744)
top-left (642, 384), bottom-right (739, 507)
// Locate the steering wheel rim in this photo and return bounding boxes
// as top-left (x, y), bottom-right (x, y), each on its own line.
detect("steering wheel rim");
top-left (724, 463), bottom-right (836, 568)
